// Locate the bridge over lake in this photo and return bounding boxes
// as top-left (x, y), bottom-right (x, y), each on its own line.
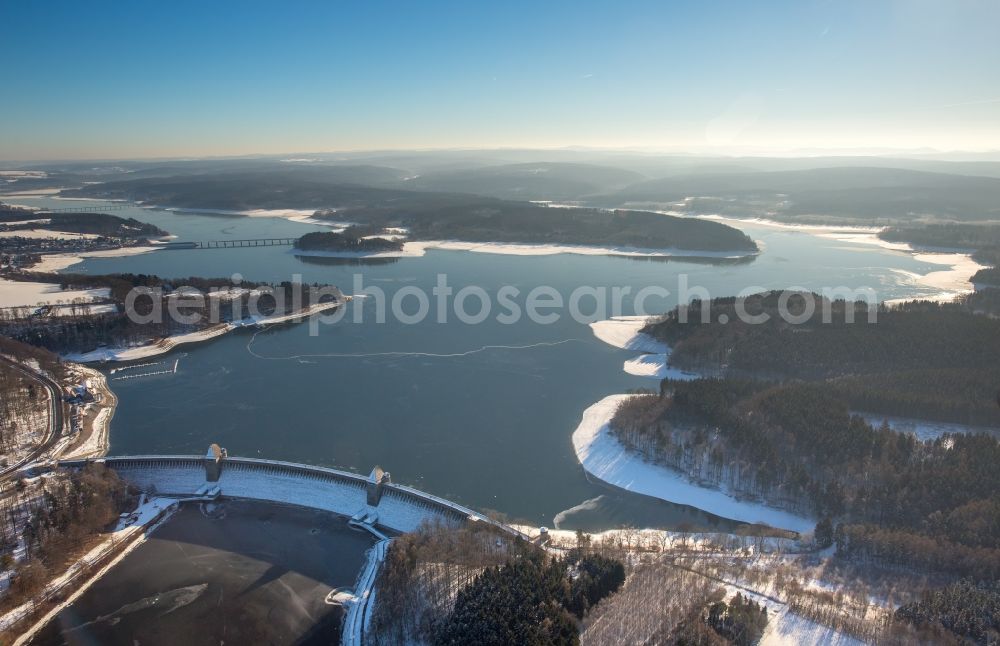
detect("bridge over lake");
top-left (161, 238), bottom-right (298, 249)
top-left (40, 204), bottom-right (132, 213)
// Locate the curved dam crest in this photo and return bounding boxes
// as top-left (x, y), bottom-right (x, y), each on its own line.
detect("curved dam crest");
top-left (58, 454), bottom-right (522, 537)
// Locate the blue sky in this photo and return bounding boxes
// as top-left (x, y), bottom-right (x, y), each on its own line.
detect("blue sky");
top-left (1, 0), bottom-right (998, 160)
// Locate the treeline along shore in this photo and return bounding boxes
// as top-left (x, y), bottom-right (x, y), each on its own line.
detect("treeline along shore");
top-left (879, 222), bottom-right (1000, 287)
top-left (63, 174), bottom-right (760, 254)
top-left (0, 271), bottom-right (344, 357)
top-left (608, 291), bottom-right (1000, 579)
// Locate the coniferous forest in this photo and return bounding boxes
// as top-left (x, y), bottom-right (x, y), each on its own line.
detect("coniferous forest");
top-left (608, 292), bottom-right (1000, 591)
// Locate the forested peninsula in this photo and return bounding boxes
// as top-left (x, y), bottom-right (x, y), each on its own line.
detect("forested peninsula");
top-left (294, 227), bottom-right (404, 253)
top-left (62, 174), bottom-right (759, 253)
top-left (642, 292), bottom-right (1000, 426)
top-left (605, 292), bottom-right (1000, 578)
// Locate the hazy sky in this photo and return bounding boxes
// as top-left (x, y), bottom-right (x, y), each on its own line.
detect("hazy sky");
top-left (2, 0), bottom-right (998, 160)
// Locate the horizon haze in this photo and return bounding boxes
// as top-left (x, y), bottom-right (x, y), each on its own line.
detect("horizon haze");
top-left (2, 0), bottom-right (999, 160)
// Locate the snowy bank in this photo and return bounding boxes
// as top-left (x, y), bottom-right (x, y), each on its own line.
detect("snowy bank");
top-left (589, 316), bottom-right (665, 353)
top-left (63, 323), bottom-right (233, 363)
top-left (589, 316), bottom-right (698, 381)
top-left (697, 214), bottom-right (987, 303)
top-left (1, 497), bottom-right (177, 642)
top-left (292, 239), bottom-right (758, 261)
top-left (63, 301), bottom-right (344, 363)
top-left (57, 365), bottom-right (117, 460)
top-left (572, 395), bottom-right (814, 533)
top-left (30, 245), bottom-right (160, 273)
top-left (145, 205), bottom-right (345, 228)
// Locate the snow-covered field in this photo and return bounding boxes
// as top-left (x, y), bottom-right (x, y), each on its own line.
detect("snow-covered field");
top-left (572, 394), bottom-right (815, 533)
top-left (0, 229), bottom-right (99, 240)
top-left (47, 302), bottom-right (119, 316)
top-left (0, 277), bottom-right (110, 308)
top-left (0, 218), bottom-right (51, 226)
top-left (856, 412), bottom-right (1000, 441)
top-left (760, 604), bottom-right (864, 646)
top-left (0, 245), bottom-right (158, 315)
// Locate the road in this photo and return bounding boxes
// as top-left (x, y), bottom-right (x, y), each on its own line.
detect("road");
top-left (0, 355), bottom-right (66, 480)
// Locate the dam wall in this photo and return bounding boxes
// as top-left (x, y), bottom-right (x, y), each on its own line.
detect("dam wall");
top-left (57, 455), bottom-right (514, 536)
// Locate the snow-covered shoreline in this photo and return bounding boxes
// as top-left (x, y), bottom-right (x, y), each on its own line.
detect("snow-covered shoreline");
top-left (581, 316), bottom-right (810, 532)
top-left (57, 365), bottom-right (117, 460)
top-left (697, 213), bottom-right (988, 303)
top-left (589, 316), bottom-right (699, 380)
top-left (62, 301), bottom-right (344, 363)
top-left (293, 238), bottom-right (759, 260)
top-left (141, 202), bottom-right (759, 260)
top-left (30, 245), bottom-right (160, 273)
top-left (144, 205), bottom-right (341, 228)
top-left (572, 395), bottom-right (815, 533)
top-left (62, 323), bottom-right (233, 363)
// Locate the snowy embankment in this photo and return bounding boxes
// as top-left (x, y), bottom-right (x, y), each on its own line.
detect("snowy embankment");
top-left (589, 316), bottom-right (699, 380)
top-left (149, 205), bottom-right (342, 228)
top-left (697, 214), bottom-right (987, 304)
top-left (343, 539), bottom-right (391, 646)
top-left (513, 524), bottom-right (800, 555)
top-left (30, 245), bottom-right (160, 273)
top-left (62, 323), bottom-right (233, 363)
top-left (572, 394), bottom-right (814, 533)
top-left (293, 238), bottom-right (757, 261)
top-left (759, 603), bottom-right (864, 646)
top-left (56, 365), bottom-right (117, 460)
top-left (580, 316), bottom-right (815, 532)
top-left (62, 301), bottom-right (343, 363)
